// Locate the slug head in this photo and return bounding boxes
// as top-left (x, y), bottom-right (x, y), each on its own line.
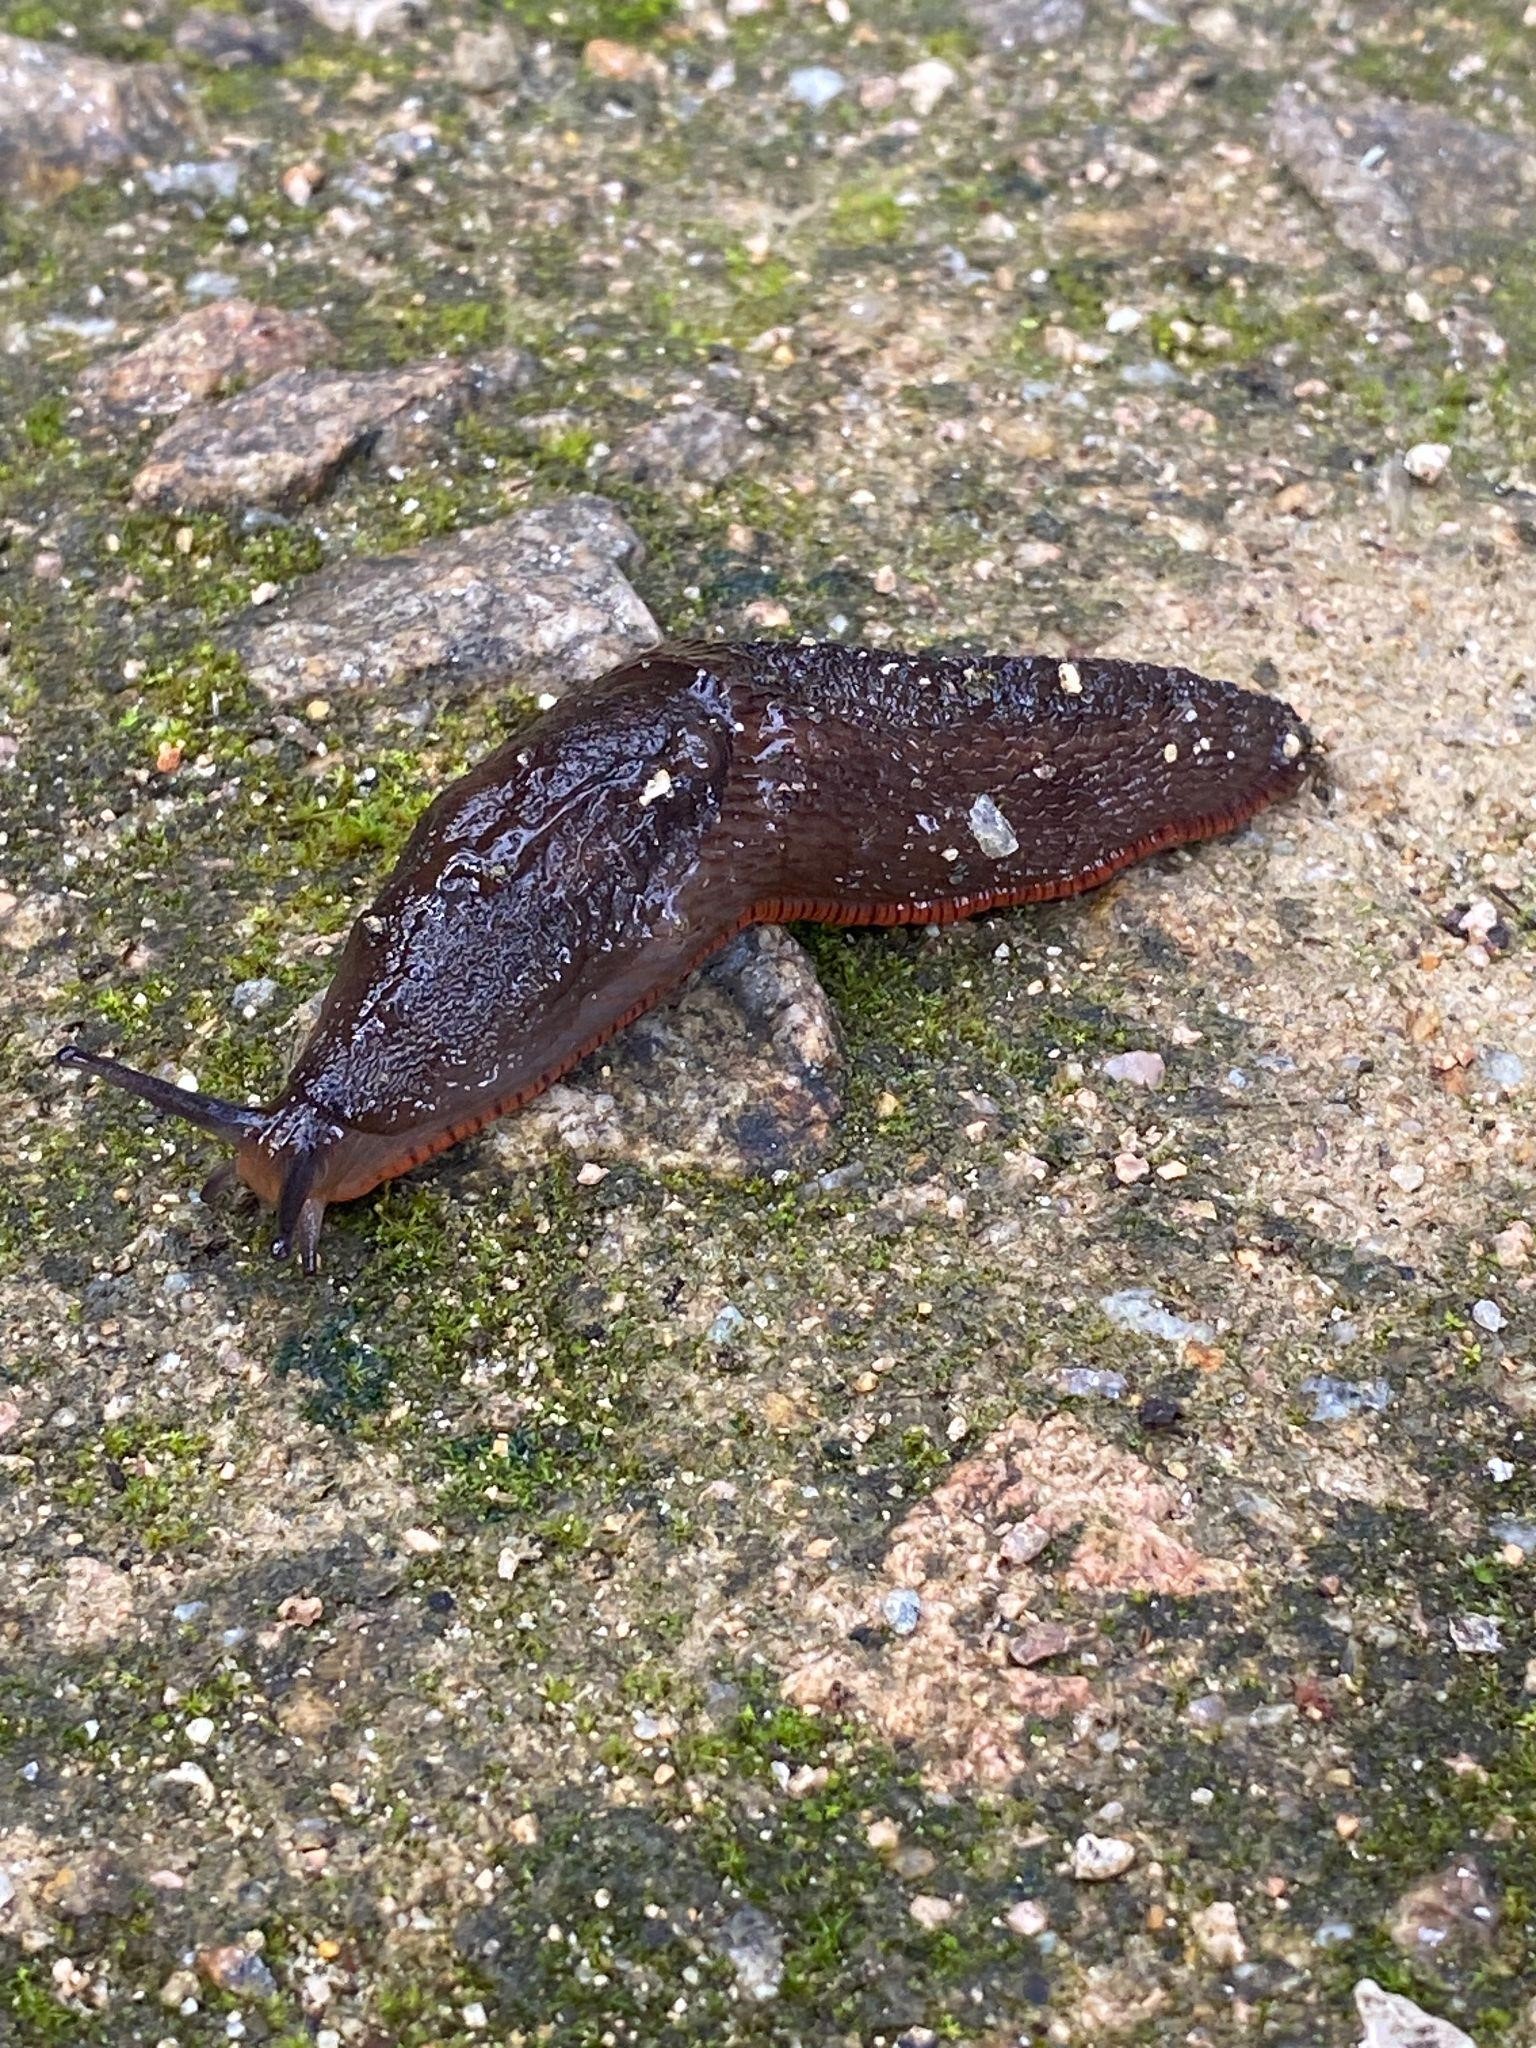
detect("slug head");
top-left (54, 1047), bottom-right (345, 1271)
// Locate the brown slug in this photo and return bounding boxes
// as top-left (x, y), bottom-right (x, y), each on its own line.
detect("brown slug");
top-left (58, 640), bottom-right (1313, 1271)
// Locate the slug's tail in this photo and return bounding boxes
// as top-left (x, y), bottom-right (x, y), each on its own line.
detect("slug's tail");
top-left (55, 1045), bottom-right (266, 1142)
top-left (57, 1044), bottom-right (334, 1274)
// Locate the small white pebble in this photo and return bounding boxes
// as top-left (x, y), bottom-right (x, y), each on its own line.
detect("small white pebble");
top-left (1403, 441), bottom-right (1451, 485)
top-left (1071, 1833), bottom-right (1136, 1881)
top-left (1006, 1898), bottom-right (1050, 1936)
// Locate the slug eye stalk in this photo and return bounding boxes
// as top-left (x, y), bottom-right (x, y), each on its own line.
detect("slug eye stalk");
top-left (54, 1046), bottom-right (265, 1142)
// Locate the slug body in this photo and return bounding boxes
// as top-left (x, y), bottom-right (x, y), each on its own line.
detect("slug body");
top-left (60, 641), bottom-right (1313, 1267)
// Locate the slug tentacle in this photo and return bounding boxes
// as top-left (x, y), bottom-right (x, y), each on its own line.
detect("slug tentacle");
top-left (58, 640), bottom-right (1316, 1273)
top-left (55, 1046), bottom-right (266, 1142)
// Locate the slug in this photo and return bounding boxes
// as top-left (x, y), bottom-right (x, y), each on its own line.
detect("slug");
top-left (58, 640), bottom-right (1313, 1270)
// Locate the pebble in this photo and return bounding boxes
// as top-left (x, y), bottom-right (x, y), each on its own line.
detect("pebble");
top-left (1354, 1979), bottom-right (1475, 2048)
top-left (400, 1526), bottom-right (441, 1555)
top-left (1185, 1693), bottom-right (1227, 1730)
top-left (1389, 1855), bottom-right (1497, 1959)
top-left (145, 159), bottom-right (243, 203)
top-left (998, 1519), bottom-right (1051, 1566)
top-left (1313, 1919), bottom-right (1354, 1947)
top-left (1006, 1624), bottom-right (1075, 1668)
top-left (584, 37), bottom-right (666, 87)
top-left (1005, 1898), bottom-right (1049, 1936)
top-left (708, 1304), bottom-right (747, 1346)
top-left (1471, 1298), bottom-right (1506, 1333)
top-left (1100, 1288), bottom-right (1214, 1346)
top-left (1190, 1900), bottom-right (1246, 1967)
top-left (1476, 1048), bottom-right (1525, 1091)
top-left (717, 1904), bottom-right (784, 2000)
top-left (1053, 1367), bottom-right (1127, 1401)
top-left (1101, 1049), bottom-right (1165, 1088)
top-left (1070, 1833), bottom-right (1136, 1881)
top-left (1402, 442), bottom-right (1452, 485)
top-left (230, 976), bottom-right (279, 1018)
top-left (185, 1716), bottom-right (215, 1747)
top-left (198, 1946), bottom-right (277, 1999)
top-left (1448, 1613), bottom-right (1503, 1655)
top-left (451, 25), bottom-right (521, 92)
top-left (1300, 1375), bottom-right (1393, 1423)
top-left (0, 1869), bottom-right (14, 1912)
top-left (1489, 1518), bottom-right (1536, 1555)
top-left (786, 66), bottom-right (846, 111)
top-left (898, 59), bottom-right (956, 116)
top-left (908, 1895), bottom-right (955, 1929)
top-left (883, 1587), bottom-right (922, 1636)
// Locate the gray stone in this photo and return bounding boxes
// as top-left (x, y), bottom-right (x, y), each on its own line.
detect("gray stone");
top-left (883, 1587), bottom-right (922, 1635)
top-left (1388, 1855), bottom-right (1498, 1961)
top-left (1270, 86), bottom-right (1536, 275)
top-left (77, 298), bottom-right (335, 423)
top-left (1100, 1287), bottom-right (1214, 1345)
top-left (230, 977), bottom-right (279, 1019)
top-left (1448, 1613), bottom-right (1502, 1655)
top-left (0, 32), bottom-right (196, 196)
top-left (450, 25), bottom-right (522, 93)
top-left (143, 158), bottom-right (242, 203)
top-left (490, 925), bottom-right (842, 1181)
top-left (786, 66), bottom-right (845, 111)
top-left (1300, 1376), bottom-right (1393, 1423)
top-left (717, 1904), bottom-right (784, 2001)
top-left (131, 351), bottom-right (537, 512)
top-left (1054, 1367), bottom-right (1127, 1401)
top-left (197, 1944), bottom-right (278, 1999)
top-left (963, 0), bottom-right (1086, 50)
top-left (1354, 1980), bottom-right (1475, 2048)
top-left (708, 1305), bottom-right (748, 1346)
top-left (608, 403), bottom-right (759, 489)
top-left (235, 494), bottom-right (656, 706)
top-left (1476, 1048), bottom-right (1525, 1091)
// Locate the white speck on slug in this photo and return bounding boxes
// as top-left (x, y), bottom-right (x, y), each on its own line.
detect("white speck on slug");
top-left (1033, 761), bottom-right (1056, 780)
top-left (1163, 743), bottom-right (1179, 763)
top-left (1057, 661), bottom-right (1082, 694)
top-left (941, 846), bottom-right (960, 862)
top-left (639, 768), bottom-right (673, 806)
top-left (1282, 731), bottom-right (1303, 760)
top-left (967, 793), bottom-right (1020, 858)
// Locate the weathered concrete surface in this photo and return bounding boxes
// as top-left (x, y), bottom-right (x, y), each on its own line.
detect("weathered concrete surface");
top-left (1, 2), bottom-right (1534, 2045)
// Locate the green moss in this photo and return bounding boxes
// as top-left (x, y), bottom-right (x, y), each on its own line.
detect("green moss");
top-left (21, 395), bottom-right (70, 452)
top-left (2, 1962), bottom-right (81, 2044)
top-left (503, 0), bottom-right (676, 40)
top-left (827, 180), bottom-right (909, 248)
top-left (59, 1421), bottom-right (214, 1553)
